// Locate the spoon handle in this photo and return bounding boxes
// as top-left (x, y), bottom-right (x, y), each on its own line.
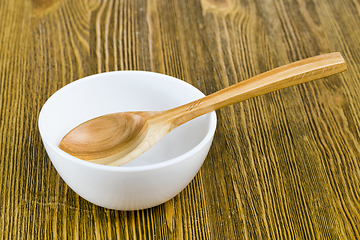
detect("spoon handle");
top-left (167, 52), bottom-right (347, 129)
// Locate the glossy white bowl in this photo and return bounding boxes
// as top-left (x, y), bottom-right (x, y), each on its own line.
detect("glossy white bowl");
top-left (38, 71), bottom-right (217, 210)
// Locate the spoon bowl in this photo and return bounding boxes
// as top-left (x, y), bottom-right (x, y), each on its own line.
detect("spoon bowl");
top-left (59, 112), bottom-right (148, 161)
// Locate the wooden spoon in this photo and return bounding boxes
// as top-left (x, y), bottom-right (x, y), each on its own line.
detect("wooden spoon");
top-left (59, 52), bottom-right (346, 166)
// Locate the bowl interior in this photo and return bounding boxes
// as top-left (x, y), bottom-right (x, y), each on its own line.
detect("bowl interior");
top-left (39, 71), bottom-right (216, 167)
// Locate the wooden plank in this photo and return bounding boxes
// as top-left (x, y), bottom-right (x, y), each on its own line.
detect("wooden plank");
top-left (0, 0), bottom-right (359, 239)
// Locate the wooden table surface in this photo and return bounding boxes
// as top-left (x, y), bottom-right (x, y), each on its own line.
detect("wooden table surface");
top-left (1, 0), bottom-right (360, 239)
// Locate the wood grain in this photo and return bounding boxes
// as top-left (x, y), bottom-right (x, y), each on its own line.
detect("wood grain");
top-left (1, 0), bottom-right (359, 239)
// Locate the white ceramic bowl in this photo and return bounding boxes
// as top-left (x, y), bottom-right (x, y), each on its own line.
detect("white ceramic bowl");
top-left (38, 71), bottom-right (217, 210)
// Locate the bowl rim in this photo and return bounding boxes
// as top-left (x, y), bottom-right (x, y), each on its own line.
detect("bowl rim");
top-left (38, 70), bottom-right (217, 172)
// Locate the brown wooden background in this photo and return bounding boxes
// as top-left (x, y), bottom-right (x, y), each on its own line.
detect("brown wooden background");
top-left (1, 0), bottom-right (360, 239)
